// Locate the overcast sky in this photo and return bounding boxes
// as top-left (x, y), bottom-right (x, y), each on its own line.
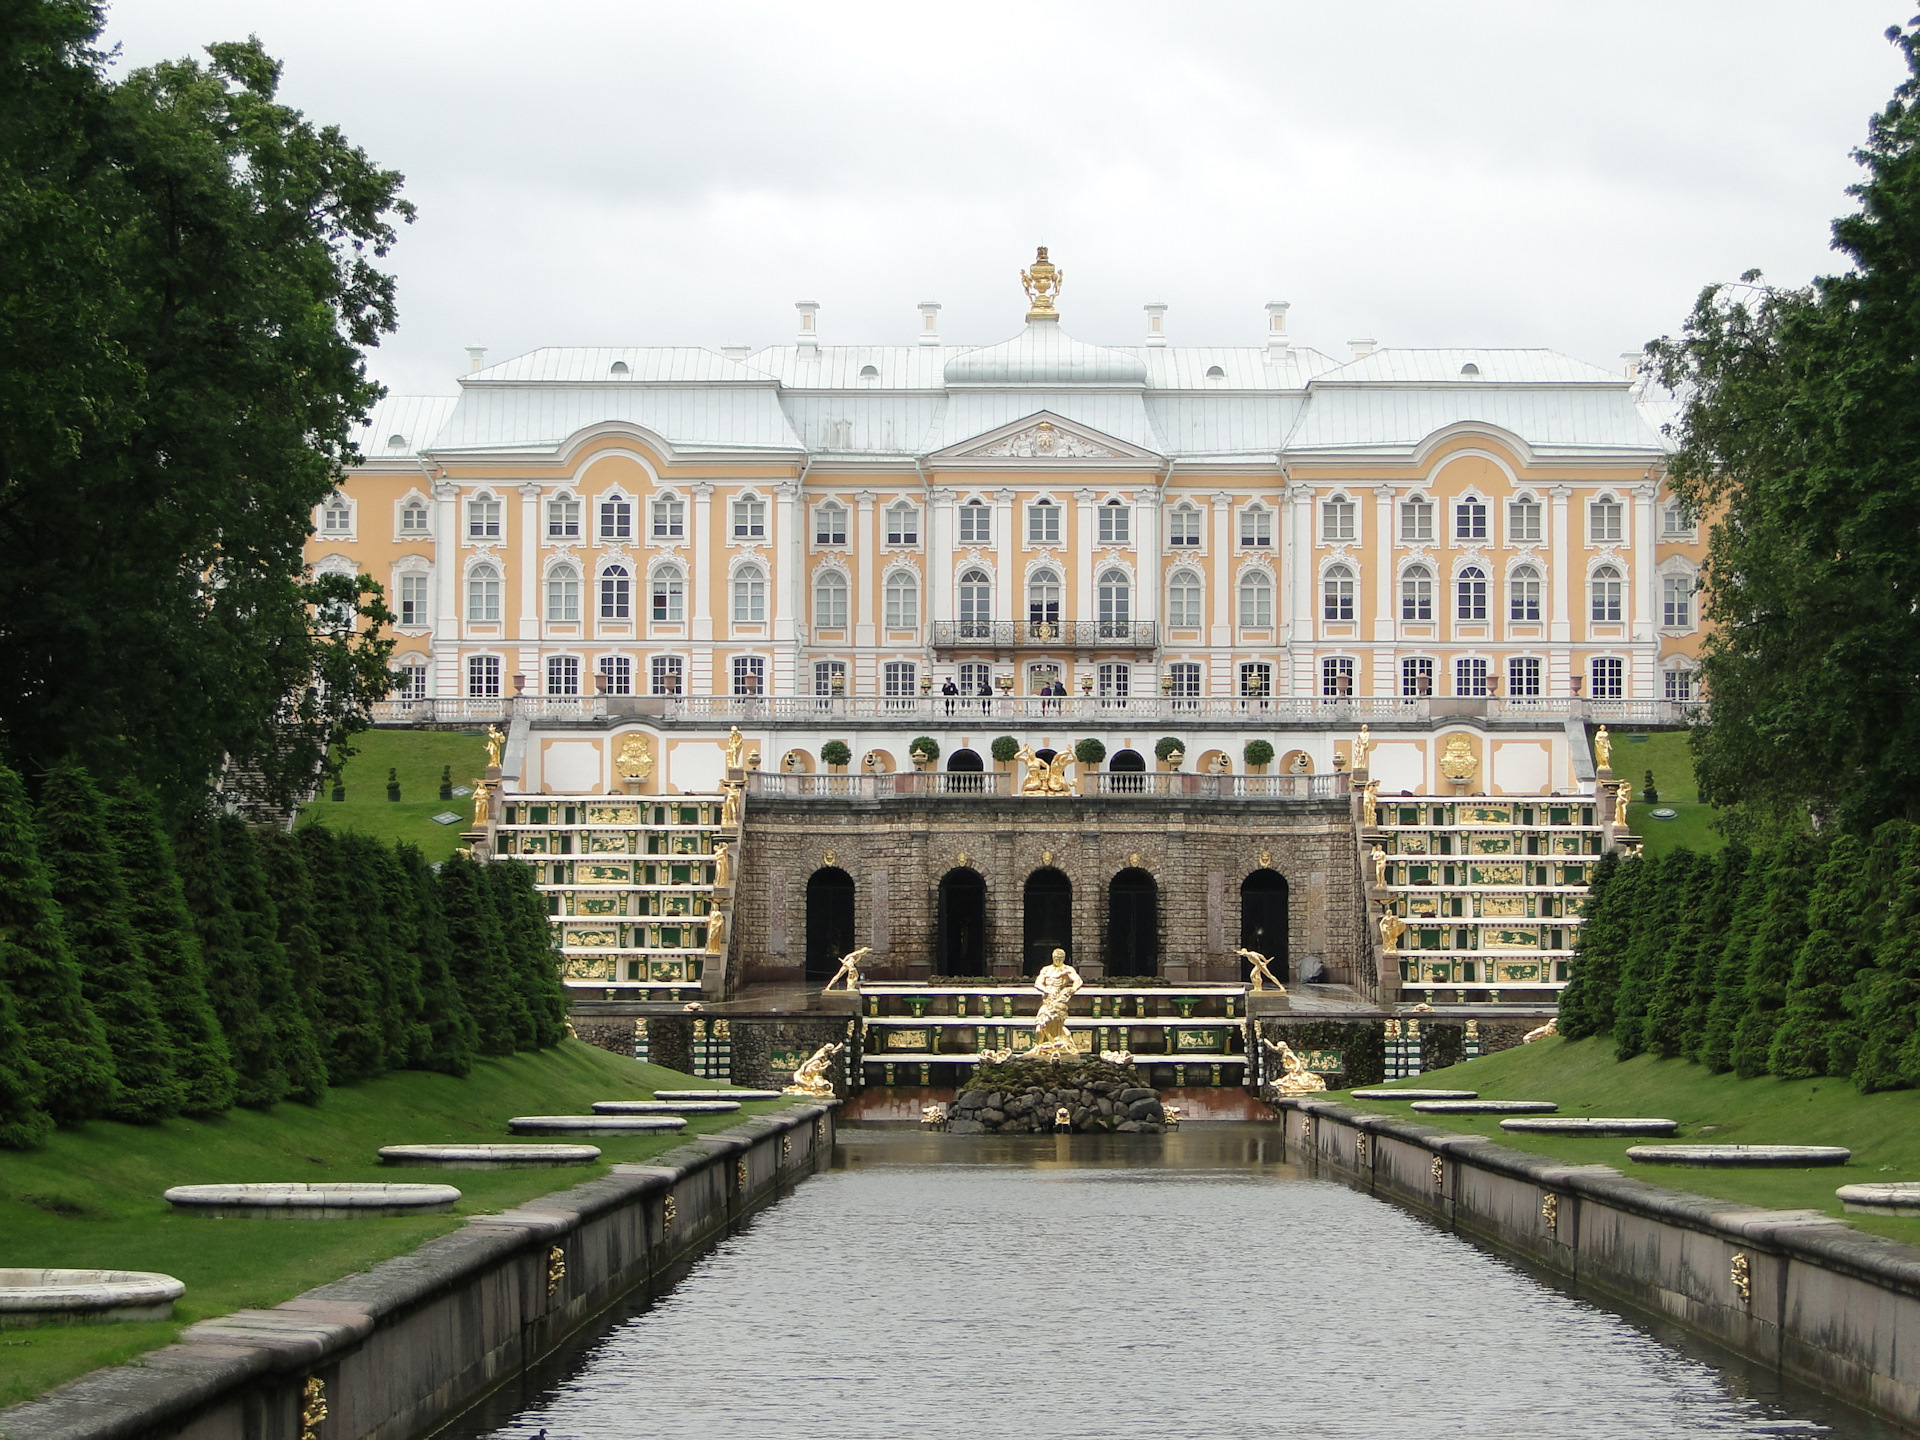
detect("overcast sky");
top-left (101, 2), bottom-right (1915, 398)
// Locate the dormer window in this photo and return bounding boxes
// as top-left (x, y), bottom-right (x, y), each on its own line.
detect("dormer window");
top-left (885, 501), bottom-right (919, 546)
top-left (609, 360), bottom-right (629, 376)
top-left (386, 434), bottom-right (407, 451)
top-left (1460, 362), bottom-right (1480, 376)
top-left (1205, 365), bottom-right (1226, 380)
top-left (859, 364), bottom-right (879, 379)
top-left (1097, 499), bottom-right (1130, 544)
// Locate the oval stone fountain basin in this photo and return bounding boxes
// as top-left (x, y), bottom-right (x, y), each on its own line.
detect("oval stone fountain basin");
top-left (1348, 1089), bottom-right (1478, 1101)
top-left (162, 1183), bottom-right (461, 1218)
top-left (1626, 1144), bottom-right (1851, 1168)
top-left (1501, 1118), bottom-right (1678, 1136)
top-left (508, 1115), bottom-right (688, 1135)
top-left (591, 1100), bottom-right (741, 1115)
top-left (0, 1269), bottom-right (185, 1327)
top-left (651, 1089), bottom-right (783, 1102)
top-left (378, 1144), bottom-right (601, 1168)
top-left (1409, 1100), bottom-right (1558, 1115)
top-left (1836, 1182), bottom-right (1920, 1215)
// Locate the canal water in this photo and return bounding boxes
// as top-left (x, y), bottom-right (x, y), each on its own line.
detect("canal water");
top-left (447, 1124), bottom-right (1898, 1440)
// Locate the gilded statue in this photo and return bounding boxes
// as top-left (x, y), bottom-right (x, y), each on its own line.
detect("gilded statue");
top-left (1615, 777), bottom-right (1633, 813)
top-left (1523, 1017), bottom-right (1558, 1045)
top-left (823, 945), bottom-right (871, 993)
top-left (1015, 743), bottom-right (1071, 797)
top-left (720, 784), bottom-right (741, 828)
top-left (1370, 844), bottom-right (1389, 888)
top-left (724, 726), bottom-right (746, 770)
top-left (1361, 779), bottom-right (1379, 829)
top-left (615, 733), bottom-right (654, 781)
top-left (1029, 948), bottom-right (1084, 1057)
top-left (1233, 947), bottom-right (1286, 994)
top-left (1378, 909), bottom-right (1407, 954)
top-left (471, 779), bottom-right (494, 829)
top-left (712, 841), bottom-right (731, 889)
top-left (746, 749), bottom-right (762, 772)
top-left (1352, 724), bottom-right (1371, 773)
top-left (1439, 734), bottom-right (1478, 783)
top-left (1593, 725), bottom-right (1612, 773)
top-left (484, 725), bottom-right (505, 771)
top-left (1020, 245), bottom-right (1064, 318)
top-left (783, 1041), bottom-right (844, 1097)
top-left (1262, 1037), bottom-right (1328, 1094)
top-left (705, 907), bottom-right (727, 954)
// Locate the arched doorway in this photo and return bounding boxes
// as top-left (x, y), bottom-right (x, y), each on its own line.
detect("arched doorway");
top-left (1108, 748), bottom-right (1145, 794)
top-left (946, 747), bottom-right (983, 794)
top-left (805, 867), bottom-right (855, 985)
top-left (946, 748), bottom-right (982, 771)
top-left (936, 868), bottom-right (987, 975)
top-left (1239, 869), bottom-right (1289, 983)
top-left (1023, 867), bottom-right (1072, 975)
top-left (1107, 868), bottom-right (1159, 977)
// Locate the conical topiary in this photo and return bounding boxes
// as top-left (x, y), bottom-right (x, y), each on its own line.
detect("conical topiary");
top-left (174, 816), bottom-right (276, 1106)
top-left (0, 764), bottom-right (114, 1124)
top-left (1679, 843), bottom-right (1747, 1063)
top-left (1556, 851), bottom-right (1631, 1041)
top-left (438, 852), bottom-right (525, 1056)
top-left (1771, 833), bottom-right (1880, 1079)
top-left (1641, 849), bottom-right (1708, 1060)
top-left (1612, 851), bottom-right (1677, 1060)
top-left (1698, 837), bottom-right (1775, 1072)
top-left (218, 818), bottom-right (327, 1103)
top-left (1851, 825), bottom-right (1920, 1091)
top-left (347, 834), bottom-right (428, 1067)
top-left (1730, 831), bottom-right (1824, 1078)
top-left (486, 859), bottom-right (569, 1049)
top-left (254, 829), bottom-right (330, 1062)
top-left (396, 844), bottom-right (476, 1076)
top-left (37, 764), bottom-right (184, 1122)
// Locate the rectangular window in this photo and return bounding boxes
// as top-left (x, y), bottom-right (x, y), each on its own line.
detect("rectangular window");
top-left (397, 663), bottom-right (427, 700)
top-left (1507, 656), bottom-right (1542, 697)
top-left (886, 505), bottom-right (919, 546)
top-left (1401, 570), bottom-right (1432, 621)
top-left (1322, 497), bottom-right (1355, 542)
top-left (813, 660), bottom-right (847, 697)
top-left (599, 571), bottom-right (630, 620)
top-left (883, 661), bottom-right (917, 699)
top-left (546, 655), bottom-right (580, 696)
top-left (815, 505), bottom-right (847, 545)
top-left (1169, 508), bottom-right (1202, 547)
top-left (732, 570), bottom-right (766, 623)
top-left (1400, 498), bottom-right (1434, 543)
top-left (599, 499), bottom-right (632, 541)
top-left (959, 503), bottom-right (991, 544)
top-left (1239, 507), bottom-right (1272, 547)
top-left (883, 576), bottom-right (918, 628)
top-left (1589, 499), bottom-right (1623, 544)
top-left (399, 573), bottom-right (429, 627)
top-left (1661, 503), bottom-right (1695, 537)
top-left (467, 655), bottom-right (501, 697)
top-left (1321, 656), bottom-right (1355, 698)
top-left (1455, 657), bottom-right (1488, 697)
top-left (1028, 502), bottom-right (1060, 544)
top-left (1454, 499), bottom-right (1487, 542)
top-left (1097, 662), bottom-right (1129, 698)
top-left (1511, 571), bottom-right (1542, 621)
top-left (1322, 571), bottom-right (1354, 621)
top-left (1168, 661), bottom-right (1201, 701)
top-left (1590, 656), bottom-right (1624, 699)
top-left (959, 661), bottom-right (992, 694)
top-left (651, 496), bottom-right (684, 540)
top-left (1402, 656), bottom-right (1434, 697)
top-left (1167, 575), bottom-right (1202, 628)
top-left (732, 497), bottom-right (767, 540)
top-left (548, 496), bottom-right (581, 539)
top-left (467, 495), bottom-right (501, 539)
top-left (650, 656), bottom-right (682, 696)
top-left (321, 495), bottom-right (351, 534)
top-left (1662, 575), bottom-right (1693, 628)
top-left (399, 500), bottom-right (429, 535)
top-left (731, 656), bottom-right (765, 695)
top-left (651, 570), bottom-right (683, 623)
top-left (597, 656), bottom-right (632, 695)
top-left (1664, 668), bottom-right (1694, 702)
top-left (1509, 499), bottom-right (1542, 544)
top-left (1098, 504), bottom-right (1131, 544)
top-left (1239, 661), bottom-right (1272, 698)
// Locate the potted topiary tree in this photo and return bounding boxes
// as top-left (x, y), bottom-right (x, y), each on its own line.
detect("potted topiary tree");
top-left (991, 735), bottom-right (1020, 772)
top-left (1243, 739), bottom-right (1275, 773)
top-left (820, 740), bottom-right (852, 774)
top-left (909, 736), bottom-right (940, 770)
top-left (1074, 738), bottom-right (1107, 794)
top-left (1155, 736), bottom-right (1186, 771)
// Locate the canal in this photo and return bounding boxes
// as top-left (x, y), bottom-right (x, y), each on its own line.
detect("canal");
top-left (444, 1124), bottom-right (1899, 1439)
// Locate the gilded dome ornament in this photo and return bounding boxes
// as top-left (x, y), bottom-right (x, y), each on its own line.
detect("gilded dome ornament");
top-left (1021, 246), bottom-right (1064, 319)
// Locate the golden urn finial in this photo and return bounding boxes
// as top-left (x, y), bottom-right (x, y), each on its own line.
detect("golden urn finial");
top-left (1021, 246), bottom-right (1063, 319)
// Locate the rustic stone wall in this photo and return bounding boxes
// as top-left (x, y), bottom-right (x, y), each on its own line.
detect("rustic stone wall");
top-left (570, 1015), bottom-right (640, 1059)
top-left (734, 794), bottom-right (1366, 988)
top-left (726, 1016), bottom-right (856, 1091)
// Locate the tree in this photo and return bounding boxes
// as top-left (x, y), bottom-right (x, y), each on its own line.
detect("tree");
top-left (36, 764), bottom-right (183, 1122)
top-left (0, 6), bottom-right (410, 816)
top-left (1698, 839), bottom-right (1776, 1071)
top-left (217, 818), bottom-right (326, 1103)
top-left (438, 853), bottom-right (524, 1057)
top-left (174, 817), bottom-right (274, 1105)
top-left (1648, 20), bottom-right (1920, 834)
top-left (1677, 843), bottom-right (1748, 1061)
top-left (1611, 852), bottom-right (1671, 1060)
top-left (486, 861), bottom-right (569, 1050)
top-left (1852, 826), bottom-right (1920, 1091)
top-left (394, 845), bottom-right (476, 1076)
top-left (1769, 835), bottom-right (1870, 1079)
top-left (1730, 833), bottom-right (1823, 1077)
top-left (1642, 849), bottom-right (1709, 1060)
top-left (297, 825), bottom-right (387, 1082)
top-left (1557, 851), bottom-right (1632, 1041)
top-left (0, 764), bottom-right (113, 1123)
top-left (254, 829), bottom-right (330, 1060)
top-left (347, 834), bottom-right (428, 1067)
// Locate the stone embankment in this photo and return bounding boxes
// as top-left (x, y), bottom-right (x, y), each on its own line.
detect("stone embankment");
top-left (951, 1082), bottom-right (1166, 1134)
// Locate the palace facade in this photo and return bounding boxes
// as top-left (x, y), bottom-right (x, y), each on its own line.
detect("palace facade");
top-left (316, 255), bottom-right (1703, 713)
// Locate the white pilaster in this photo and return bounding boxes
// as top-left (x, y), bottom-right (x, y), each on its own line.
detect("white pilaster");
top-left (855, 490), bottom-right (877, 648)
top-left (1548, 484), bottom-right (1572, 659)
top-left (1372, 483), bottom-right (1396, 644)
top-left (1074, 488), bottom-right (1097, 623)
top-left (689, 482), bottom-right (714, 643)
top-left (995, 488), bottom-right (1016, 627)
top-left (1287, 483), bottom-right (1316, 694)
top-left (517, 482), bottom-right (541, 645)
top-left (432, 479), bottom-right (460, 696)
top-left (929, 486), bottom-right (956, 623)
top-left (1209, 491), bottom-right (1232, 649)
top-left (1133, 488), bottom-right (1161, 625)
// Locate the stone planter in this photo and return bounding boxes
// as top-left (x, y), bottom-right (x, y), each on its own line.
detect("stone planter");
top-left (377, 1144), bottom-right (600, 1168)
top-left (162, 1183), bottom-right (461, 1218)
top-left (0, 1269), bottom-right (185, 1327)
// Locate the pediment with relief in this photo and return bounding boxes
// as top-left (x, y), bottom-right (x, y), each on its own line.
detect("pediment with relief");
top-left (942, 411), bottom-right (1153, 462)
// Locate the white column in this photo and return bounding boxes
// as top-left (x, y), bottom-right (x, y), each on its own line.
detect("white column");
top-left (1073, 487), bottom-right (1097, 626)
top-left (1133, 488), bottom-right (1161, 626)
top-left (995, 488), bottom-right (1016, 627)
top-left (854, 490), bottom-right (877, 649)
top-left (1287, 483), bottom-right (1316, 694)
top-left (1631, 480), bottom-right (1659, 698)
top-left (517, 482), bottom-right (541, 643)
top-left (773, 481), bottom-right (798, 644)
top-left (1548, 484), bottom-right (1572, 674)
top-left (689, 483), bottom-right (714, 643)
top-left (432, 479), bottom-right (460, 696)
top-left (928, 486), bottom-right (956, 624)
top-left (1209, 491), bottom-right (1232, 650)
top-left (1372, 484), bottom-right (1396, 644)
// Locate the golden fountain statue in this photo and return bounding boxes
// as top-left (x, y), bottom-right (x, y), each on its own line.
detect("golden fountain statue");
top-left (1370, 844), bottom-right (1389, 888)
top-left (471, 779), bottom-right (494, 829)
top-left (712, 841), bottom-right (732, 889)
top-left (823, 945), bottom-right (871, 993)
top-left (705, 907), bottom-right (727, 954)
top-left (1378, 909), bottom-right (1407, 954)
top-left (1593, 725), bottom-right (1612, 773)
top-left (1352, 724), bottom-right (1371, 772)
top-left (1262, 1036), bottom-right (1328, 1094)
top-left (1233, 947), bottom-right (1286, 994)
top-left (1361, 778), bottom-right (1380, 828)
top-left (1015, 743), bottom-right (1071, 796)
top-left (1021, 246), bottom-right (1064, 319)
top-left (1028, 948), bottom-right (1084, 1057)
top-left (485, 725), bottom-right (505, 771)
top-left (783, 1041), bottom-right (844, 1097)
top-left (720, 784), bottom-right (741, 828)
top-left (724, 725), bottom-right (747, 770)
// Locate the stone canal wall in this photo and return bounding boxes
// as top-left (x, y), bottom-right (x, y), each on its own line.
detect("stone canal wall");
top-left (1277, 1098), bottom-right (1920, 1430)
top-left (0, 1104), bottom-right (837, 1440)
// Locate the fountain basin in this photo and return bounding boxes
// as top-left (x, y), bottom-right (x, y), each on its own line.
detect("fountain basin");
top-left (1626, 1144), bottom-right (1851, 1168)
top-left (651, 1089), bottom-right (783, 1102)
top-left (1410, 1100), bottom-right (1558, 1115)
top-left (1501, 1117), bottom-right (1679, 1136)
top-left (508, 1115), bottom-right (687, 1135)
top-left (0, 1269), bottom-right (185, 1327)
top-left (1349, 1088), bottom-right (1478, 1101)
top-left (592, 1100), bottom-right (741, 1115)
top-left (378, 1144), bottom-right (601, 1168)
top-left (1836, 1182), bottom-right (1920, 1216)
top-left (162, 1183), bottom-right (460, 1218)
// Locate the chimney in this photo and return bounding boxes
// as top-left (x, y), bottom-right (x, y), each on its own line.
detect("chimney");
top-left (918, 301), bottom-right (942, 346)
top-left (1264, 301), bottom-right (1291, 354)
top-left (465, 345), bottom-right (488, 374)
top-left (795, 301), bottom-right (820, 355)
top-left (1620, 351), bottom-right (1642, 380)
top-left (1348, 337), bottom-right (1377, 360)
top-left (722, 343), bottom-right (751, 363)
top-left (1143, 302), bottom-right (1168, 347)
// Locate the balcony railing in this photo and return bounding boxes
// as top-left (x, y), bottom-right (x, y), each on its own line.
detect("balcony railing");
top-left (1091, 771), bottom-right (1349, 799)
top-left (744, 769), bottom-right (1348, 801)
top-left (928, 619), bottom-right (1159, 651)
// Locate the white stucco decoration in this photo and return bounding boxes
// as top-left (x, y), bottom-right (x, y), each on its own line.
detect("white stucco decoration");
top-left (1368, 742), bottom-right (1426, 796)
top-left (542, 741), bottom-right (603, 794)
top-left (1492, 742), bottom-right (1551, 795)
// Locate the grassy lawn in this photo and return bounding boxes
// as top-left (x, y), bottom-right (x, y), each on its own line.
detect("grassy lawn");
top-left (1614, 728), bottom-right (1724, 858)
top-left (0, 1042), bottom-right (786, 1406)
top-left (296, 728), bottom-right (488, 862)
top-left (1333, 1035), bottom-right (1920, 1245)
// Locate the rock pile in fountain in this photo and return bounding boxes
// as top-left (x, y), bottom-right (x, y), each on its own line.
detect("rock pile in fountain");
top-left (948, 1056), bottom-right (1166, 1134)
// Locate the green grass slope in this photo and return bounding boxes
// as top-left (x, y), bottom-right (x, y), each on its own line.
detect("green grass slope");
top-left (0, 1042), bottom-right (783, 1405)
top-left (1335, 1036), bottom-right (1920, 1244)
top-left (297, 728), bottom-right (487, 861)
top-left (1615, 729), bottom-right (1724, 858)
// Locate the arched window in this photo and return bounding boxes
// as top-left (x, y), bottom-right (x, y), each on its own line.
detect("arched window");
top-left (1511, 565), bottom-right (1542, 621)
top-left (732, 564), bottom-right (767, 623)
top-left (1097, 568), bottom-right (1131, 633)
top-left (651, 565), bottom-right (684, 623)
top-left (1240, 571), bottom-right (1273, 627)
top-left (1591, 565), bottom-right (1623, 622)
top-left (1028, 568), bottom-right (1061, 628)
top-left (467, 563), bottom-right (501, 622)
top-left (1401, 565), bottom-right (1433, 621)
top-left (1322, 564), bottom-right (1355, 622)
top-left (958, 568), bottom-right (992, 634)
top-left (1167, 569), bottom-right (1202, 628)
top-left (884, 571), bottom-right (919, 628)
top-left (609, 360), bottom-right (629, 376)
top-left (814, 570), bottom-right (848, 629)
top-left (399, 496), bottom-right (429, 534)
top-left (599, 564), bottom-right (631, 621)
top-left (885, 501), bottom-right (919, 546)
top-left (546, 564), bottom-right (580, 623)
top-left (1169, 504), bottom-right (1202, 547)
top-left (1400, 494), bottom-right (1434, 543)
top-left (467, 492), bottom-right (502, 540)
top-left (1456, 566), bottom-right (1488, 621)
top-left (1322, 493), bottom-right (1355, 542)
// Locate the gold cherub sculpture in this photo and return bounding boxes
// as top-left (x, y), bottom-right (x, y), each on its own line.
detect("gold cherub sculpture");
top-left (1233, 947), bottom-right (1287, 994)
top-left (783, 1042), bottom-right (844, 1097)
top-left (1029, 948), bottom-right (1084, 1056)
top-left (1262, 1036), bottom-right (1328, 1094)
top-left (823, 945), bottom-right (871, 993)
